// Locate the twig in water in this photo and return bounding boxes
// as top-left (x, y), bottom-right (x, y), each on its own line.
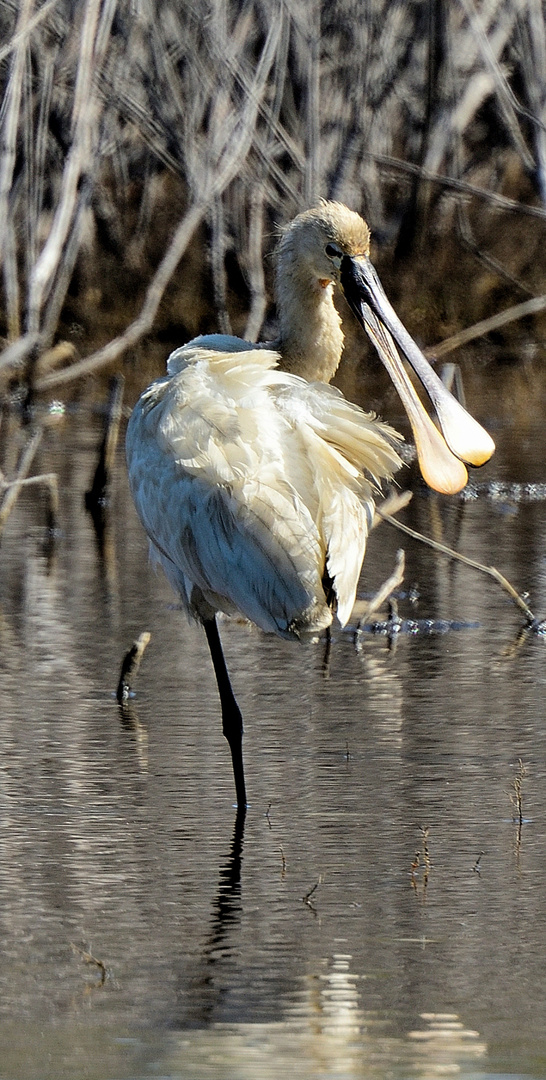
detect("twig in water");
top-left (301, 876), bottom-right (322, 908)
top-left (70, 943), bottom-right (107, 985)
top-left (378, 509), bottom-right (540, 627)
top-left (360, 549), bottom-right (406, 626)
top-left (421, 826), bottom-right (431, 888)
top-left (280, 844), bottom-right (286, 877)
top-left (410, 827), bottom-right (431, 894)
top-left (510, 759), bottom-right (526, 828)
top-left (472, 852), bottom-right (484, 875)
top-left (116, 631), bottom-right (151, 704)
top-left (510, 760), bottom-right (526, 862)
top-left (0, 425), bottom-right (44, 534)
top-left (0, 470), bottom-right (58, 536)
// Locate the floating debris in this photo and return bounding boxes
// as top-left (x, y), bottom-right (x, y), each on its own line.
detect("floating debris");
top-left (357, 617), bottom-right (480, 636)
top-left (357, 585), bottom-right (420, 604)
top-left (460, 480), bottom-right (546, 503)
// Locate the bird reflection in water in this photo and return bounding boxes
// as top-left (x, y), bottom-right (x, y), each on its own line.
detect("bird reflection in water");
top-left (203, 809), bottom-right (245, 963)
top-left (179, 809), bottom-right (247, 1028)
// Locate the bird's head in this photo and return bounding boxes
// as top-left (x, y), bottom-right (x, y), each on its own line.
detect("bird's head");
top-left (277, 200), bottom-right (371, 292)
top-left (278, 200), bottom-right (494, 495)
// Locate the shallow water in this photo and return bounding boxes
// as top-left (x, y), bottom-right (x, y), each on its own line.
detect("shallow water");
top-left (1, 378), bottom-right (546, 1080)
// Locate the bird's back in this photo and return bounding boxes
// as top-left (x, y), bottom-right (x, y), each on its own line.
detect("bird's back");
top-left (126, 344), bottom-right (401, 636)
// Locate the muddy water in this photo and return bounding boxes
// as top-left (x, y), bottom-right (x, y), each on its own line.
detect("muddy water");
top-left (1, 372), bottom-right (546, 1080)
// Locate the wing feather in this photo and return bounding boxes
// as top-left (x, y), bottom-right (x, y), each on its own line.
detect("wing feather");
top-left (272, 378), bottom-right (402, 623)
top-left (126, 345), bottom-right (403, 634)
top-left (127, 350), bottom-right (331, 636)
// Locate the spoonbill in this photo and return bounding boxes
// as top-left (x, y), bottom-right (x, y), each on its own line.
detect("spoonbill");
top-left (126, 201), bottom-right (494, 808)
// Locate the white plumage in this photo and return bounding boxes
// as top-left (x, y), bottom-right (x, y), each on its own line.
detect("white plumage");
top-left (126, 201), bottom-right (494, 808)
top-left (127, 344), bottom-right (400, 637)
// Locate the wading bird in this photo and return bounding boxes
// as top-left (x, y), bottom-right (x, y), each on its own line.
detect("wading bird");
top-left (126, 201), bottom-right (494, 808)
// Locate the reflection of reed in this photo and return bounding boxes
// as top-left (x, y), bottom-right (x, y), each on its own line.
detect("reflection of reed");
top-left (85, 376), bottom-right (125, 607)
top-left (85, 375), bottom-right (125, 530)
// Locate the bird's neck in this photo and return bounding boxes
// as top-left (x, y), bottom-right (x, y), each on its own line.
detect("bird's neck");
top-left (274, 271), bottom-right (345, 383)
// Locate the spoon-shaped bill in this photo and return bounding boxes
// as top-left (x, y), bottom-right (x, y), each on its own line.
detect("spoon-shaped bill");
top-left (360, 305), bottom-right (468, 495)
top-left (341, 255), bottom-right (495, 468)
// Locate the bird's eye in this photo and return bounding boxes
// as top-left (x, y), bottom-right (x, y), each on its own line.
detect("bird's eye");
top-left (325, 242), bottom-right (343, 259)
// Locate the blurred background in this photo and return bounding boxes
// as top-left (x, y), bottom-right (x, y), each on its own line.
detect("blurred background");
top-left (1, 0), bottom-right (546, 403)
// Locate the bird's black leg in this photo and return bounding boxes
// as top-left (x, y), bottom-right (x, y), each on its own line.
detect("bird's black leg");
top-left (203, 617), bottom-right (247, 809)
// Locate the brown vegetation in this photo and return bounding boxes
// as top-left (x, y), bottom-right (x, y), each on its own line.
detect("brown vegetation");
top-left (1, 0), bottom-right (546, 396)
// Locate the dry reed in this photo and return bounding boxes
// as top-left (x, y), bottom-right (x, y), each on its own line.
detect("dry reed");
top-left (0, 0), bottom-right (545, 393)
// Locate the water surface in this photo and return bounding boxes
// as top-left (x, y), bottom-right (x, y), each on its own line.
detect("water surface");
top-left (1, 372), bottom-right (546, 1079)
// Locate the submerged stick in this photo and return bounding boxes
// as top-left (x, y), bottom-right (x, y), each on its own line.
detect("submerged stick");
top-left (301, 876), bottom-right (322, 910)
top-left (357, 548), bottom-right (406, 626)
top-left (510, 759), bottom-right (526, 861)
top-left (117, 631), bottom-right (151, 704)
top-left (70, 943), bottom-right (107, 985)
top-left (510, 759), bottom-right (526, 828)
top-left (379, 508), bottom-right (538, 625)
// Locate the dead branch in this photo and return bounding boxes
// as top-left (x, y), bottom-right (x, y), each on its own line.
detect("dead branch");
top-left (0, 2), bottom-right (545, 396)
top-left (425, 295), bottom-right (546, 360)
top-left (34, 18), bottom-right (282, 391)
top-left (70, 942), bottom-right (107, 984)
top-left (357, 548), bottom-right (406, 624)
top-left (0, 471), bottom-right (58, 532)
top-left (369, 151), bottom-right (546, 221)
top-left (27, 0), bottom-right (108, 335)
top-left (0, 0), bottom-right (61, 66)
top-left (35, 200), bottom-right (210, 389)
top-left (379, 508), bottom-right (538, 625)
top-left (0, 426), bottom-right (43, 532)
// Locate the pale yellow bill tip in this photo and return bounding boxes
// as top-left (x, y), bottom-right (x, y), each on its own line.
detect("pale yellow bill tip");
top-left (412, 409), bottom-right (469, 495)
top-left (433, 393), bottom-right (496, 468)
